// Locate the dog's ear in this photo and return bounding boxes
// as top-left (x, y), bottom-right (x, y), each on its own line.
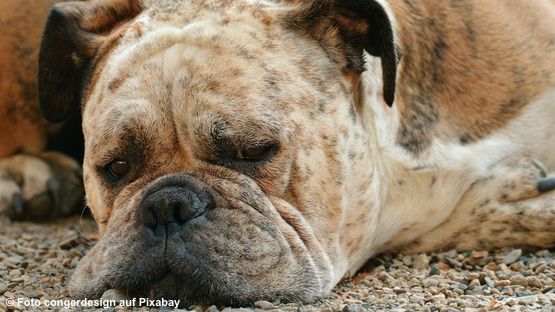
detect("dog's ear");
top-left (286, 0), bottom-right (399, 106)
top-left (38, 0), bottom-right (142, 123)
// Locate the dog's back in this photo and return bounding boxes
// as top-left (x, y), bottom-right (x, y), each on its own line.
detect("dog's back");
top-left (388, 0), bottom-right (555, 161)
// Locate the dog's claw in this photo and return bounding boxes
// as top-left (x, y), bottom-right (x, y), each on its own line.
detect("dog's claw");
top-left (27, 192), bottom-right (55, 219)
top-left (7, 193), bottom-right (26, 221)
top-left (538, 178), bottom-right (555, 193)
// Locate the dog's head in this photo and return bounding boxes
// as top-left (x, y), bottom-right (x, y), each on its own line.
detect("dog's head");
top-left (39, 0), bottom-right (397, 306)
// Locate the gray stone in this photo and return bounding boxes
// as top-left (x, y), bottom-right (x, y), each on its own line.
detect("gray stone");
top-left (100, 289), bottom-right (131, 301)
top-left (413, 254), bottom-right (430, 270)
top-left (503, 249), bottom-right (522, 264)
top-left (518, 295), bottom-right (538, 305)
top-left (254, 301), bottom-right (274, 309)
top-left (343, 304), bottom-right (367, 312)
top-left (205, 305), bottom-right (219, 312)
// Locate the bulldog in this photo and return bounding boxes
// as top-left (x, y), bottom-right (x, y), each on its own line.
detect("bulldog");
top-left (1, 0), bottom-right (554, 307)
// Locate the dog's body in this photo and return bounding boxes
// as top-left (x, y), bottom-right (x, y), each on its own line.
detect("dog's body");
top-left (1, 0), bottom-right (554, 306)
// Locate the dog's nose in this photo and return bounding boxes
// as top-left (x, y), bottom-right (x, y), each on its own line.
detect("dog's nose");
top-left (139, 186), bottom-right (210, 231)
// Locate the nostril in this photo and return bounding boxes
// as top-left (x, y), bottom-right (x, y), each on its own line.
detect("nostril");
top-left (140, 186), bottom-right (211, 231)
top-left (144, 208), bottom-right (158, 232)
top-left (176, 189), bottom-right (209, 225)
top-left (173, 200), bottom-right (189, 225)
top-left (199, 193), bottom-right (214, 212)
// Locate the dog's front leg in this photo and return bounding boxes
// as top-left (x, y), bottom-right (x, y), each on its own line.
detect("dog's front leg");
top-left (399, 156), bottom-right (555, 253)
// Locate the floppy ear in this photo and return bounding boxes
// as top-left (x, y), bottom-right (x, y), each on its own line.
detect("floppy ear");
top-left (286, 0), bottom-right (399, 106)
top-left (38, 0), bottom-right (142, 123)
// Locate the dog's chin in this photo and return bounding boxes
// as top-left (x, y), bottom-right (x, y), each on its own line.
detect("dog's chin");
top-left (100, 242), bottom-right (315, 307)
top-left (78, 256), bottom-right (317, 308)
top-left (122, 275), bottom-right (210, 309)
top-left (124, 273), bottom-right (278, 308)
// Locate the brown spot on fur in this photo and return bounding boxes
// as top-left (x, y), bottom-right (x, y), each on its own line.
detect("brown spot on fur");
top-left (389, 0), bottom-right (555, 151)
top-left (108, 77), bottom-right (126, 93)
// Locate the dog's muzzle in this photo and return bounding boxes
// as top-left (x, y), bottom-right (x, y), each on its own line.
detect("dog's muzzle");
top-left (70, 172), bottom-right (330, 307)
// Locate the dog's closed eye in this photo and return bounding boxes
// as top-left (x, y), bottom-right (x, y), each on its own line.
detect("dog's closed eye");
top-left (209, 141), bottom-right (279, 170)
top-left (235, 146), bottom-right (272, 162)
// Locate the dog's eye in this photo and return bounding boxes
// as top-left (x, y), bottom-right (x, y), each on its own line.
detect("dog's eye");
top-left (106, 160), bottom-right (130, 180)
top-left (235, 146), bottom-right (271, 162)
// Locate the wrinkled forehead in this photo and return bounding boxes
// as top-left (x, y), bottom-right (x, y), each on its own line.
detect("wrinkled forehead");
top-left (82, 0), bottom-right (347, 145)
top-left (91, 0), bottom-right (285, 92)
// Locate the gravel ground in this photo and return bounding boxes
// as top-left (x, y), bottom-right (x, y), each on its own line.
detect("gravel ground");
top-left (1, 217), bottom-right (554, 311)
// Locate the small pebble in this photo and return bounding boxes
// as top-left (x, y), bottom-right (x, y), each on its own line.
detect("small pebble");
top-left (526, 276), bottom-right (543, 288)
top-left (342, 304), bottom-right (366, 312)
top-left (9, 269), bottom-right (22, 278)
top-left (471, 251), bottom-right (488, 259)
top-left (393, 287), bottom-right (406, 294)
top-left (484, 277), bottom-right (495, 288)
top-left (498, 263), bottom-right (511, 273)
top-left (534, 264), bottom-right (548, 274)
top-left (410, 295), bottom-right (424, 304)
top-left (518, 295), bottom-right (538, 305)
top-left (505, 299), bottom-right (517, 306)
top-left (254, 300), bottom-right (274, 309)
top-left (503, 249), bottom-right (522, 264)
top-left (188, 305), bottom-right (203, 312)
top-left (413, 254), bottom-right (429, 270)
top-left (466, 273), bottom-right (480, 281)
top-left (101, 289), bottom-right (131, 301)
top-left (487, 300), bottom-right (504, 309)
top-left (205, 305), bottom-right (219, 312)
top-left (429, 267), bottom-right (441, 276)
top-left (495, 280), bottom-right (511, 287)
top-left (510, 274), bottom-right (528, 286)
top-left (467, 279), bottom-right (480, 290)
top-left (402, 255), bottom-right (413, 266)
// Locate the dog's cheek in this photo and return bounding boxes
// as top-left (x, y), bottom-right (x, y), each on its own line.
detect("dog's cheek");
top-left (83, 168), bottom-right (112, 234)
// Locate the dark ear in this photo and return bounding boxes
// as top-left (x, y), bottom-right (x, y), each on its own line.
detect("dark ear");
top-left (38, 0), bottom-right (142, 123)
top-left (286, 0), bottom-right (399, 106)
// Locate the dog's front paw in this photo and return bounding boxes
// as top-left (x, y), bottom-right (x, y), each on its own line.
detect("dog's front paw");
top-left (0, 152), bottom-right (84, 220)
top-left (494, 157), bottom-right (553, 202)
